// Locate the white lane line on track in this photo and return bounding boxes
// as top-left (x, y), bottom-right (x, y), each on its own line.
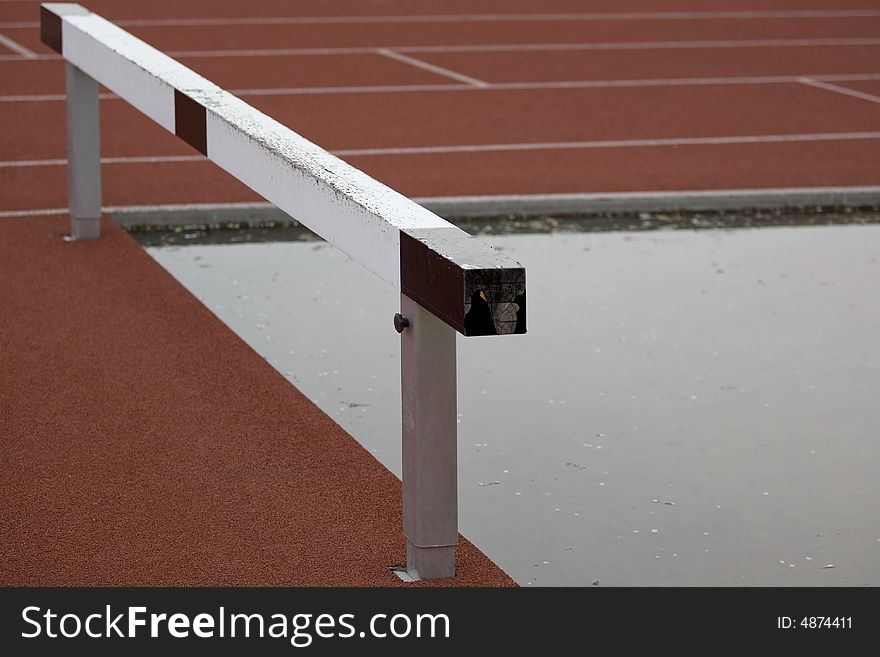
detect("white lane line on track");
top-left (797, 76), bottom-right (880, 105)
top-left (376, 48), bottom-right (488, 87)
top-left (3, 132), bottom-right (880, 170)
top-left (0, 54), bottom-right (55, 61)
top-left (3, 186), bottom-right (880, 219)
top-left (392, 37), bottom-right (880, 53)
top-left (48, 37), bottom-right (880, 58)
top-left (0, 31), bottom-right (36, 57)
top-left (0, 202), bottom-right (273, 218)
top-left (173, 37), bottom-right (880, 56)
top-left (3, 73), bottom-right (880, 102)
top-left (4, 37), bottom-right (880, 60)
top-left (416, 187), bottom-right (880, 204)
top-left (5, 9), bottom-right (880, 28)
top-left (332, 132), bottom-right (880, 156)
top-left (0, 155), bottom-right (205, 168)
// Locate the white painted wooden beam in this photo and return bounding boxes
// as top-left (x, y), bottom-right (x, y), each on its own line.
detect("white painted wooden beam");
top-left (40, 3), bottom-right (526, 336)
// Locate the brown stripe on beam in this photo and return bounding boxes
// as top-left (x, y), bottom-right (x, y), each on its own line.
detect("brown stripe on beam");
top-left (174, 90), bottom-right (207, 156)
top-left (401, 230), bottom-right (466, 334)
top-left (40, 6), bottom-right (63, 54)
top-left (400, 228), bottom-right (526, 337)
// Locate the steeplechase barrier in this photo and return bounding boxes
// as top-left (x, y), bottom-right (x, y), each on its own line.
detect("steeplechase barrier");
top-left (40, 3), bottom-right (526, 581)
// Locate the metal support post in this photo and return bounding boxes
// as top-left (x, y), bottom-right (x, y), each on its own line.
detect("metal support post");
top-left (65, 62), bottom-right (101, 239)
top-left (399, 293), bottom-right (458, 580)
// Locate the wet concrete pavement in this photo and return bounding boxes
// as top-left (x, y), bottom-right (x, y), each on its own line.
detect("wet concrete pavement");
top-left (146, 223), bottom-right (880, 586)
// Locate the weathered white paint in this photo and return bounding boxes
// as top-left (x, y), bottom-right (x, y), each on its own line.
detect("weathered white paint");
top-left (61, 13), bottom-right (182, 131)
top-left (47, 4), bottom-right (455, 289)
top-left (204, 94), bottom-right (447, 288)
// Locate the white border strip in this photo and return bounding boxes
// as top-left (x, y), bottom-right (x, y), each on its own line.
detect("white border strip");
top-left (3, 186), bottom-right (879, 220)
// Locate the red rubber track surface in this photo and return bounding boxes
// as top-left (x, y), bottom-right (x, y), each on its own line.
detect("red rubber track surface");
top-left (835, 80), bottom-right (880, 96)
top-left (3, 0), bottom-right (879, 22)
top-left (1, 5), bottom-right (879, 212)
top-left (2, 82), bottom-right (879, 207)
top-left (0, 216), bottom-right (514, 586)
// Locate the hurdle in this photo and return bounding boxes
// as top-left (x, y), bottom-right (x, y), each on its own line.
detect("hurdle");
top-left (40, 3), bottom-right (526, 581)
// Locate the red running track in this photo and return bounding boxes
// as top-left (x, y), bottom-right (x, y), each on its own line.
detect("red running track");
top-left (0, 216), bottom-right (514, 586)
top-left (2, 0), bottom-right (880, 215)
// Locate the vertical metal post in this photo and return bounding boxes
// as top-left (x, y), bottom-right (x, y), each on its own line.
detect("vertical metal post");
top-left (65, 62), bottom-right (101, 240)
top-left (400, 293), bottom-right (458, 580)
